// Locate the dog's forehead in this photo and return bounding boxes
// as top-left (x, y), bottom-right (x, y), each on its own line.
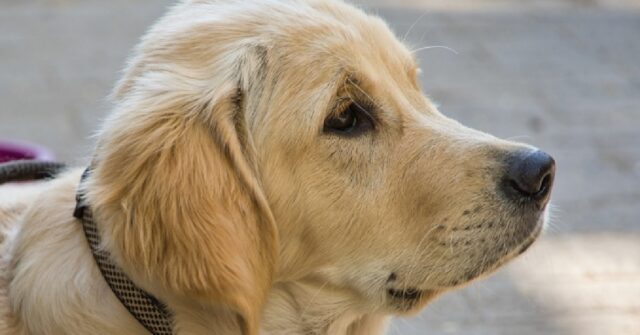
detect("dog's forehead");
top-left (264, 4), bottom-right (425, 130)
top-left (272, 1), bottom-right (416, 77)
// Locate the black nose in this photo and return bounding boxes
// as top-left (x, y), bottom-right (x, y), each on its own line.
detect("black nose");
top-left (504, 150), bottom-right (555, 203)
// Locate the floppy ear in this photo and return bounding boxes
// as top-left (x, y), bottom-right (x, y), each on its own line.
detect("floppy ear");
top-left (85, 39), bottom-right (277, 334)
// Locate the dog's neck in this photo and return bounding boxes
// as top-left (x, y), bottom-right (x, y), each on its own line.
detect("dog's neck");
top-left (260, 280), bottom-right (389, 335)
top-left (139, 279), bottom-right (389, 335)
top-left (146, 284), bottom-right (387, 335)
top-left (4, 169), bottom-right (389, 335)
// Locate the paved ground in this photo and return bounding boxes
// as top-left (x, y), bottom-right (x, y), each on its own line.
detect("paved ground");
top-left (1, 1), bottom-right (639, 334)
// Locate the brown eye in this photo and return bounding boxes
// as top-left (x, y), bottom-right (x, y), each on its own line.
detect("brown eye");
top-left (323, 103), bottom-right (373, 135)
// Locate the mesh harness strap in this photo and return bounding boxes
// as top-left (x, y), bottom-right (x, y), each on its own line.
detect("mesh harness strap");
top-left (74, 169), bottom-right (174, 334)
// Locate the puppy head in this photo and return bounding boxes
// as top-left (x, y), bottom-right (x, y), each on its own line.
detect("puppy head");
top-left (87, 0), bottom-right (555, 330)
top-left (226, 0), bottom-right (554, 314)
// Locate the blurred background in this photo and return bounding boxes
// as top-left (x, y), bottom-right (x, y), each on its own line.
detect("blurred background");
top-left (1, 0), bottom-right (638, 334)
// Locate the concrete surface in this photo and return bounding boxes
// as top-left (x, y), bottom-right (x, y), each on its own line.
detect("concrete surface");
top-left (1, 1), bottom-right (639, 334)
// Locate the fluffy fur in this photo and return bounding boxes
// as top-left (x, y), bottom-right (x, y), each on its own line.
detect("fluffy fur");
top-left (0, 0), bottom-right (550, 334)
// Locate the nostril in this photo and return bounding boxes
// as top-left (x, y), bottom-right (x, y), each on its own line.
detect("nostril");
top-left (511, 170), bottom-right (550, 196)
top-left (505, 150), bottom-right (555, 200)
top-left (535, 173), bottom-right (552, 197)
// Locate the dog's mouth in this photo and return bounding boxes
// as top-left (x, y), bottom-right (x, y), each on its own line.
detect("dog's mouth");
top-left (516, 218), bottom-right (544, 255)
top-left (386, 287), bottom-right (423, 312)
top-left (382, 210), bottom-right (547, 314)
top-left (386, 287), bottom-right (438, 313)
top-left (387, 288), bottom-right (422, 301)
top-left (453, 215), bottom-right (546, 285)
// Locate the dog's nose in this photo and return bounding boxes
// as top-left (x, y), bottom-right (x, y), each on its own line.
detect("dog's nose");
top-left (504, 150), bottom-right (555, 203)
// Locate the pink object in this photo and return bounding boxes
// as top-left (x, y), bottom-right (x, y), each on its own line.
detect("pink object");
top-left (0, 139), bottom-right (55, 163)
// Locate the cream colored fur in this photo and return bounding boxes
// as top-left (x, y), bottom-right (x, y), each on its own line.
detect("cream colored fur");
top-left (0, 1), bottom-right (548, 334)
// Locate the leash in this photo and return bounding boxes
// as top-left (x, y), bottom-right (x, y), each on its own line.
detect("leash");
top-left (0, 160), bottom-right (65, 184)
top-left (74, 169), bottom-right (174, 334)
top-left (0, 161), bottom-right (174, 334)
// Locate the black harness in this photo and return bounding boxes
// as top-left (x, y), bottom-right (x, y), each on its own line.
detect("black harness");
top-left (73, 169), bottom-right (174, 334)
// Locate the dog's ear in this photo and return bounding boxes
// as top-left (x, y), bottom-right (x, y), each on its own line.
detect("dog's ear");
top-left (86, 39), bottom-right (276, 334)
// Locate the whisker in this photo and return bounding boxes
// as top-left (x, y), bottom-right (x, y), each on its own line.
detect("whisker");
top-left (505, 135), bottom-right (532, 141)
top-left (402, 12), bottom-right (428, 43)
top-left (300, 280), bottom-right (330, 320)
top-left (403, 223), bottom-right (445, 290)
top-left (411, 45), bottom-right (459, 55)
top-left (543, 204), bottom-right (564, 234)
top-left (347, 78), bottom-right (386, 114)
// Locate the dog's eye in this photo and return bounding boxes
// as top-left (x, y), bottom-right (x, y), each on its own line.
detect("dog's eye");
top-left (324, 103), bottom-right (373, 135)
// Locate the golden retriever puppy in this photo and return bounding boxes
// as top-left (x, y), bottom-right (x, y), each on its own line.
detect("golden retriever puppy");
top-left (0, 0), bottom-right (555, 334)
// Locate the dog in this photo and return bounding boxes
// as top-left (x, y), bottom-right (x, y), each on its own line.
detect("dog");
top-left (0, 0), bottom-right (555, 334)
